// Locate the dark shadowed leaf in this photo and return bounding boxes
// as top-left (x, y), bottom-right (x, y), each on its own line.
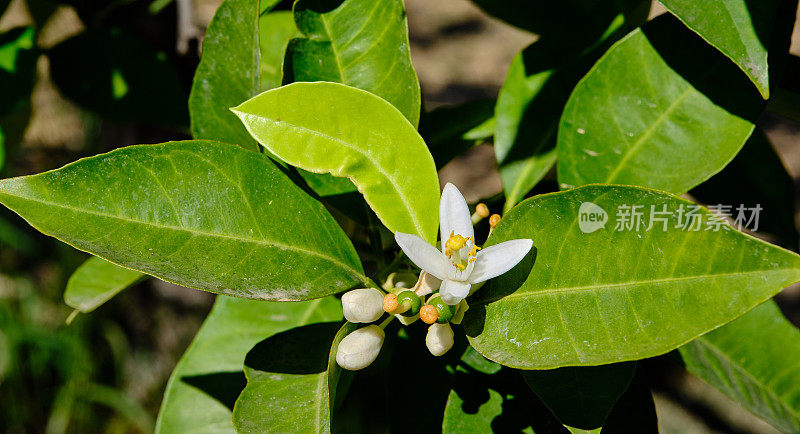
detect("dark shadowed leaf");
top-left (419, 99), bottom-right (495, 169)
top-left (0, 140), bottom-right (367, 300)
top-left (442, 349), bottom-right (568, 433)
top-left (691, 128), bottom-right (798, 248)
top-left (464, 185), bottom-right (800, 369)
top-left (601, 366), bottom-right (658, 433)
top-left (155, 296), bottom-right (341, 433)
top-left (521, 362), bottom-right (636, 430)
top-left (48, 28), bottom-right (187, 126)
top-left (0, 27), bottom-right (37, 118)
top-left (232, 321), bottom-right (353, 433)
top-left (658, 0), bottom-right (787, 99)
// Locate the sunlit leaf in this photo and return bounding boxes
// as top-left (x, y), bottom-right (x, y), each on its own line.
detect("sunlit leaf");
top-left (189, 0), bottom-right (261, 148)
top-left (464, 185), bottom-right (800, 368)
top-left (0, 140), bottom-right (367, 300)
top-left (286, 0), bottom-right (421, 126)
top-left (680, 300), bottom-right (800, 432)
top-left (233, 82), bottom-right (439, 243)
top-left (64, 256), bottom-right (145, 313)
top-left (557, 16), bottom-right (763, 194)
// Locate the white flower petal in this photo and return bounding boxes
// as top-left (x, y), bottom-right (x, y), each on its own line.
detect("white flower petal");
top-left (469, 239), bottom-right (533, 284)
top-left (342, 288), bottom-right (384, 323)
top-left (426, 323), bottom-right (454, 356)
top-left (395, 232), bottom-right (449, 280)
top-left (336, 325), bottom-right (385, 370)
top-left (439, 279), bottom-right (471, 305)
top-left (439, 183), bottom-right (474, 244)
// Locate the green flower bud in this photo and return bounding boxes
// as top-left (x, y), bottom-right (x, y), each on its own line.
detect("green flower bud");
top-left (426, 294), bottom-right (454, 324)
top-left (396, 290), bottom-right (421, 317)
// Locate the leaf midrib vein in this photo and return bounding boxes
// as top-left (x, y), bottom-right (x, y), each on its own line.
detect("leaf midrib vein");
top-left (692, 336), bottom-right (800, 425)
top-left (4, 193), bottom-right (365, 278)
top-left (492, 269), bottom-right (800, 302)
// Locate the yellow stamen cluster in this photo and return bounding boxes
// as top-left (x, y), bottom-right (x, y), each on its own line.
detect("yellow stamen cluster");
top-left (444, 231), bottom-right (467, 252)
top-left (468, 245), bottom-right (481, 263)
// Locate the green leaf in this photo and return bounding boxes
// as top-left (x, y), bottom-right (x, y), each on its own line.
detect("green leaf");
top-left (521, 362), bottom-right (635, 429)
top-left (48, 28), bottom-right (187, 126)
top-left (233, 82), bottom-right (439, 243)
top-left (0, 140), bottom-right (367, 300)
top-left (155, 296), bottom-right (342, 434)
top-left (442, 352), bottom-right (568, 433)
top-left (464, 184), bottom-right (800, 369)
top-left (64, 256), bottom-right (145, 313)
top-left (0, 27), bottom-right (36, 118)
top-left (557, 16), bottom-right (763, 194)
top-left (691, 128), bottom-right (798, 248)
top-left (600, 367), bottom-right (658, 433)
top-left (259, 10), bottom-right (300, 91)
top-left (658, 0), bottom-right (784, 99)
top-left (470, 0), bottom-right (648, 47)
top-left (232, 321), bottom-right (354, 433)
top-left (419, 99), bottom-right (495, 169)
top-left (286, 0), bottom-right (421, 126)
top-left (679, 300), bottom-right (800, 432)
top-left (495, 4), bottom-right (647, 211)
top-left (189, 0), bottom-right (261, 148)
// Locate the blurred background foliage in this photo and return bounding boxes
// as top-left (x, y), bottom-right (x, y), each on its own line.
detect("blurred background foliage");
top-left (0, 0), bottom-right (800, 432)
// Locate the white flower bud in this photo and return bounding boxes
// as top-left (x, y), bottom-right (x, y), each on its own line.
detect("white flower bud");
top-left (426, 323), bottom-right (454, 356)
top-left (342, 288), bottom-right (384, 323)
top-left (336, 325), bottom-right (385, 370)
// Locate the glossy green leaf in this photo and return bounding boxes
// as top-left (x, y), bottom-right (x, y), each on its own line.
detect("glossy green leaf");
top-left (0, 140), bottom-right (367, 300)
top-left (464, 185), bottom-right (800, 369)
top-left (233, 321), bottom-right (353, 433)
top-left (259, 10), bottom-right (299, 91)
top-left (233, 82), bottom-right (439, 243)
top-left (658, 0), bottom-right (782, 99)
top-left (48, 28), bottom-right (187, 126)
top-left (155, 296), bottom-right (342, 434)
top-left (691, 128), bottom-right (798, 248)
top-left (521, 362), bottom-right (635, 429)
top-left (0, 27), bottom-right (36, 118)
top-left (286, 0), bottom-right (421, 126)
top-left (558, 16), bottom-right (763, 194)
top-left (189, 0), bottom-right (261, 148)
top-left (64, 256), bottom-right (145, 313)
top-left (680, 300), bottom-right (800, 432)
top-left (496, 3), bottom-right (647, 211)
top-left (419, 99), bottom-right (495, 169)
